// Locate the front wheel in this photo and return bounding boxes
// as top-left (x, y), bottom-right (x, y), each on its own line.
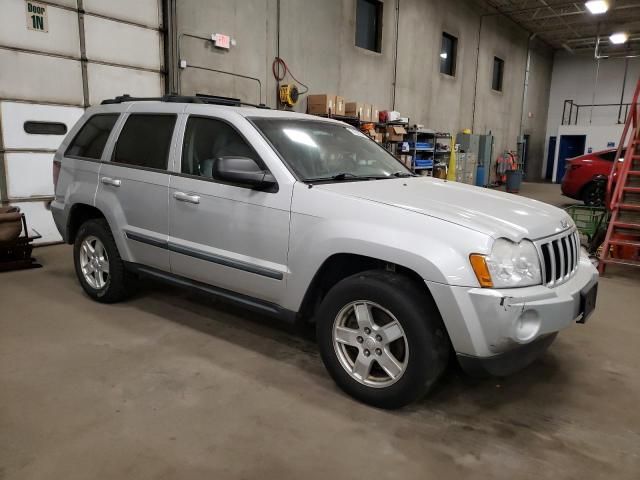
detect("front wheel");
top-left (316, 270), bottom-right (449, 409)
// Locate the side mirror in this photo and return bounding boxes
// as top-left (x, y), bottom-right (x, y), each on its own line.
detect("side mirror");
top-left (213, 156), bottom-right (277, 190)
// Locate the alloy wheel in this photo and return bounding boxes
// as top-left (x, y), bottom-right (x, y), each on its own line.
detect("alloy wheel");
top-left (332, 300), bottom-right (409, 388)
top-left (79, 235), bottom-right (110, 289)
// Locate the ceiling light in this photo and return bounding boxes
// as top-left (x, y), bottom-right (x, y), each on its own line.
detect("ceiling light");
top-left (610, 32), bottom-right (629, 44)
top-left (585, 1), bottom-right (609, 14)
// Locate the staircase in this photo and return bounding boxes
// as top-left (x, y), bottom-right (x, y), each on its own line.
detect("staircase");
top-left (599, 78), bottom-right (640, 274)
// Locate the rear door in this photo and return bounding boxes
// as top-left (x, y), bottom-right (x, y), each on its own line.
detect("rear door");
top-left (95, 105), bottom-right (180, 271)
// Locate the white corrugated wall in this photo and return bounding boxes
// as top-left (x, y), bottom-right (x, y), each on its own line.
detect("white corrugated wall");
top-left (0, 0), bottom-right (164, 243)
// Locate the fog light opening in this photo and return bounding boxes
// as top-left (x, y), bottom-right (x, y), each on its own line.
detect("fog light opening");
top-left (513, 309), bottom-right (540, 343)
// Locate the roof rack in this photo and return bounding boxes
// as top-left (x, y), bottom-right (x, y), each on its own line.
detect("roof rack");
top-left (101, 93), bottom-right (270, 109)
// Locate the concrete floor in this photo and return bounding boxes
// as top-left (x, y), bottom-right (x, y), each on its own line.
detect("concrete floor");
top-left (1, 183), bottom-right (639, 479)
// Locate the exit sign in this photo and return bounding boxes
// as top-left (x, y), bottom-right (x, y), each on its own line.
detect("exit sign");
top-left (26, 1), bottom-right (48, 32)
top-left (212, 33), bottom-right (231, 49)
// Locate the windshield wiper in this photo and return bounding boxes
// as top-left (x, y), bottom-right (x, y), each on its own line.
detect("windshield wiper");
top-left (306, 172), bottom-right (410, 183)
top-left (331, 172), bottom-right (360, 180)
top-left (306, 172), bottom-right (365, 182)
top-left (391, 171), bottom-right (415, 178)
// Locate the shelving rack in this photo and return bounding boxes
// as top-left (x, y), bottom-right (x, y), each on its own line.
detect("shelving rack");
top-left (434, 132), bottom-right (452, 174)
top-left (381, 120), bottom-right (410, 158)
top-left (311, 112), bottom-right (361, 128)
top-left (405, 128), bottom-right (435, 174)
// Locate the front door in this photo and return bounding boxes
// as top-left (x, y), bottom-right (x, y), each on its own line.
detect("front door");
top-left (95, 113), bottom-right (178, 271)
top-left (546, 136), bottom-right (556, 180)
top-left (168, 115), bottom-right (290, 304)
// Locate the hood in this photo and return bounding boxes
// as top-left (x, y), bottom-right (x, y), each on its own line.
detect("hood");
top-left (316, 177), bottom-right (572, 241)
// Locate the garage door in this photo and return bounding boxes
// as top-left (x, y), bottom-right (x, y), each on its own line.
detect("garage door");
top-left (0, 0), bottom-right (164, 243)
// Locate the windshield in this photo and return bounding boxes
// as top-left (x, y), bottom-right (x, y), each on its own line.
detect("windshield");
top-left (251, 118), bottom-right (411, 181)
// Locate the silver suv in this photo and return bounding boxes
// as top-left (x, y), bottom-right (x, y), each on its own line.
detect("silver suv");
top-left (51, 95), bottom-right (599, 408)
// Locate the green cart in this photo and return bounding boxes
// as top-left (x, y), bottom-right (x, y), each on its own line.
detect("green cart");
top-left (565, 205), bottom-right (610, 253)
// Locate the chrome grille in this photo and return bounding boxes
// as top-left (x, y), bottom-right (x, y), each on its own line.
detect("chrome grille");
top-left (536, 229), bottom-right (580, 287)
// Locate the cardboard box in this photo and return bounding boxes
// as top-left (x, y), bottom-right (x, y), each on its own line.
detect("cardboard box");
top-left (307, 94), bottom-right (335, 115)
top-left (386, 125), bottom-right (407, 142)
top-left (345, 102), bottom-right (365, 119)
top-left (399, 155), bottom-right (412, 168)
top-left (371, 106), bottom-right (380, 123)
top-left (387, 110), bottom-right (401, 121)
top-left (334, 96), bottom-right (345, 116)
top-left (362, 104), bottom-right (372, 122)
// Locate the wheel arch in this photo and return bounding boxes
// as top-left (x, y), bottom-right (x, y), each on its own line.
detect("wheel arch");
top-left (297, 253), bottom-right (436, 323)
top-left (66, 203), bottom-right (107, 244)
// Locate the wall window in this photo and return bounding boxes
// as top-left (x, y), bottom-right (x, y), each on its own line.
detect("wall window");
top-left (181, 116), bottom-right (262, 178)
top-left (440, 33), bottom-right (457, 76)
top-left (24, 121), bottom-right (67, 135)
top-left (65, 114), bottom-right (119, 160)
top-left (355, 0), bottom-right (382, 53)
top-left (492, 57), bottom-right (504, 92)
top-left (113, 114), bottom-right (176, 170)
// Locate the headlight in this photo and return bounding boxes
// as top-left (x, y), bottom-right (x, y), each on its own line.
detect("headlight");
top-left (470, 238), bottom-right (542, 288)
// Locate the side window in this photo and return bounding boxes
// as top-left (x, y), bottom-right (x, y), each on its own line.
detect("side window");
top-left (181, 116), bottom-right (263, 178)
top-left (599, 149), bottom-right (624, 161)
top-left (65, 114), bottom-right (119, 160)
top-left (355, 0), bottom-right (383, 53)
top-left (440, 32), bottom-right (457, 77)
top-left (492, 57), bottom-right (504, 92)
top-left (113, 114), bottom-right (177, 170)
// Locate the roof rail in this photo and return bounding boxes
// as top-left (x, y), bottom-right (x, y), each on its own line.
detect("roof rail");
top-left (101, 93), bottom-right (270, 109)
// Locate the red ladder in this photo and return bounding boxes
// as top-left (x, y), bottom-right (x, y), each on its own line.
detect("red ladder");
top-left (599, 78), bottom-right (640, 273)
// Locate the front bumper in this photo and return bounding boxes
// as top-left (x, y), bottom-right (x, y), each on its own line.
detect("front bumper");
top-left (457, 333), bottom-right (558, 377)
top-left (427, 256), bottom-right (598, 371)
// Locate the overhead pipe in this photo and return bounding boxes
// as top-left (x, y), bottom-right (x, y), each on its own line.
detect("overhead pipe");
top-left (618, 56), bottom-right (630, 123)
top-left (391, 0), bottom-right (400, 110)
top-left (471, 13), bottom-right (486, 133)
top-left (519, 33), bottom-right (535, 139)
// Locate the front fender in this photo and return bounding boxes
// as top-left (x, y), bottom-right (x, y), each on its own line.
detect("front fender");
top-left (282, 186), bottom-right (491, 312)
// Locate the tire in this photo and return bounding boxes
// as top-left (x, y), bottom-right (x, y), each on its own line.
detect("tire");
top-left (316, 270), bottom-right (449, 409)
top-left (582, 181), bottom-right (604, 207)
top-left (73, 218), bottom-right (131, 303)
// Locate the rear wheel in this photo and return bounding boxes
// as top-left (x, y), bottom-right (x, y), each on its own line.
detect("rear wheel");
top-left (582, 181), bottom-right (604, 207)
top-left (73, 219), bottom-right (131, 303)
top-left (316, 270), bottom-right (449, 409)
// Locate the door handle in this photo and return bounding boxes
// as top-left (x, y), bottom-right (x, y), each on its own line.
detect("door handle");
top-left (173, 191), bottom-right (200, 204)
top-left (101, 177), bottom-right (121, 187)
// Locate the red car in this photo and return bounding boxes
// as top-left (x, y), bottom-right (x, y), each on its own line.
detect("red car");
top-left (561, 148), bottom-right (624, 206)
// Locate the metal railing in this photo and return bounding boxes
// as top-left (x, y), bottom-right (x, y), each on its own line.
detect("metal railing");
top-left (606, 79), bottom-right (640, 209)
top-left (561, 99), bottom-right (633, 125)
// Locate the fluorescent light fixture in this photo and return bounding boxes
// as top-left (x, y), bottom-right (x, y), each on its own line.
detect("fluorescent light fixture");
top-left (610, 32), bottom-right (629, 44)
top-left (440, 52), bottom-right (448, 59)
top-left (585, 1), bottom-right (609, 14)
